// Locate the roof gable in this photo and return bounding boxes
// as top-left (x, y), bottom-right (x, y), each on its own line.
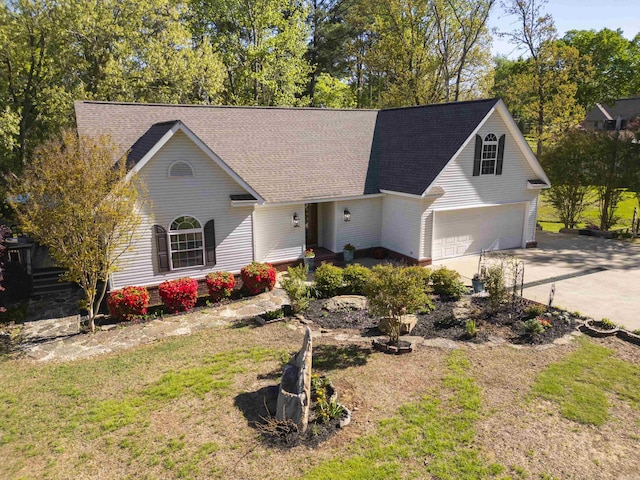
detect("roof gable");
top-left (585, 97), bottom-right (640, 122)
top-left (374, 99), bottom-right (499, 196)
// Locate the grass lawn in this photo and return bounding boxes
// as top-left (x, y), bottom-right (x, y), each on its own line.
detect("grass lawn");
top-left (538, 190), bottom-right (638, 233)
top-left (1, 321), bottom-right (639, 479)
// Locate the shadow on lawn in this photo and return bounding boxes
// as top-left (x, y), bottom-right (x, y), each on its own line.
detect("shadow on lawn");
top-left (234, 385), bottom-right (279, 426)
top-left (312, 344), bottom-right (372, 372)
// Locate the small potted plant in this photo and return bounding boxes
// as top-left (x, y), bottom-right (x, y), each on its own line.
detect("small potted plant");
top-left (343, 243), bottom-right (356, 263)
top-left (472, 273), bottom-right (484, 293)
top-left (303, 248), bottom-right (315, 271)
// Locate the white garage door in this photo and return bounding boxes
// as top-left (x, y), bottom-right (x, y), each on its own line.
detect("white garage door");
top-left (432, 204), bottom-right (525, 260)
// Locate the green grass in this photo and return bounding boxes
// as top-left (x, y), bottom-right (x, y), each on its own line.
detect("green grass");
top-left (0, 332), bottom-right (284, 479)
top-left (538, 190), bottom-right (638, 233)
top-left (300, 351), bottom-right (514, 480)
top-left (531, 338), bottom-right (640, 426)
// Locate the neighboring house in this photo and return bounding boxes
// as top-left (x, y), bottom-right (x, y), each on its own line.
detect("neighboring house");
top-left (74, 98), bottom-right (550, 291)
top-left (584, 96), bottom-right (640, 131)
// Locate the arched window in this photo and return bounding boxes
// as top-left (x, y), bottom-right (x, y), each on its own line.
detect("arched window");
top-left (168, 216), bottom-right (204, 269)
top-left (168, 161), bottom-right (194, 177)
top-left (473, 133), bottom-right (505, 177)
top-left (481, 133), bottom-right (498, 175)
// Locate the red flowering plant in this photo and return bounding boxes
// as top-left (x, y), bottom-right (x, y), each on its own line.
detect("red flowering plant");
top-left (240, 262), bottom-right (276, 295)
top-left (205, 271), bottom-right (236, 302)
top-left (107, 286), bottom-right (150, 321)
top-left (158, 277), bottom-right (199, 313)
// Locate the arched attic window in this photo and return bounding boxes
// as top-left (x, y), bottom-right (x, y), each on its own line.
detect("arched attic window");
top-left (168, 161), bottom-right (194, 177)
top-left (473, 133), bottom-right (506, 176)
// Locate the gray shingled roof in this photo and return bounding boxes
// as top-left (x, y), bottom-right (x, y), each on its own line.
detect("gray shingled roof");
top-left (585, 97), bottom-right (640, 122)
top-left (75, 99), bottom-right (499, 203)
top-left (373, 99), bottom-right (498, 195)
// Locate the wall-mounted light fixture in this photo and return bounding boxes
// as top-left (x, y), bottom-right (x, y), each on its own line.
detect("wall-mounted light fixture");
top-left (292, 212), bottom-right (300, 227)
top-left (343, 208), bottom-right (351, 222)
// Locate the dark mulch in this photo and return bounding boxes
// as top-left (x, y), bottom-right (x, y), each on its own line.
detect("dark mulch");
top-left (302, 296), bottom-right (579, 345)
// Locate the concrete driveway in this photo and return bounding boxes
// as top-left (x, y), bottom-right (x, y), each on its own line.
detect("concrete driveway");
top-left (433, 231), bottom-right (640, 331)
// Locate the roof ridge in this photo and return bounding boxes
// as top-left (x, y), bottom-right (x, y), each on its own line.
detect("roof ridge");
top-left (76, 100), bottom-right (378, 112)
top-left (380, 97), bottom-right (499, 112)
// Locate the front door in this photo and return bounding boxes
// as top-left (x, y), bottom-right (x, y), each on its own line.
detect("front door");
top-left (305, 203), bottom-right (318, 247)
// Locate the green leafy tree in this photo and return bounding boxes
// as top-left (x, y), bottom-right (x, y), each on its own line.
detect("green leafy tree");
top-left (540, 129), bottom-right (594, 228)
top-left (313, 73), bottom-right (356, 108)
top-left (562, 28), bottom-right (640, 110)
top-left (498, 0), bottom-right (587, 156)
top-left (9, 130), bottom-right (145, 332)
top-left (0, 0), bottom-right (72, 171)
top-left (190, 0), bottom-right (311, 106)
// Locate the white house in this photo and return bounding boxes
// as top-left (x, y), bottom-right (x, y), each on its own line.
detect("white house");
top-left (74, 98), bottom-right (550, 292)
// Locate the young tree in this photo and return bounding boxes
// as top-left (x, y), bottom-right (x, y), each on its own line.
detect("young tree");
top-left (365, 264), bottom-right (430, 345)
top-left (9, 130), bottom-right (145, 332)
top-left (540, 129), bottom-right (594, 228)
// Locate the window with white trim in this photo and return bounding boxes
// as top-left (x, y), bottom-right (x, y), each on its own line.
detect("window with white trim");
top-left (168, 216), bottom-right (204, 269)
top-left (169, 161), bottom-right (194, 177)
top-left (481, 133), bottom-right (498, 175)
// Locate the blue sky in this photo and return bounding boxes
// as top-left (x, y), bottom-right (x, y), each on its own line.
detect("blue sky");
top-left (489, 0), bottom-right (640, 58)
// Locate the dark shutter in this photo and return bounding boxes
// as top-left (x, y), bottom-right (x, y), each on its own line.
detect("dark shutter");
top-left (473, 134), bottom-right (482, 176)
top-left (496, 134), bottom-right (505, 175)
top-left (204, 219), bottom-right (216, 266)
top-left (154, 225), bottom-right (169, 272)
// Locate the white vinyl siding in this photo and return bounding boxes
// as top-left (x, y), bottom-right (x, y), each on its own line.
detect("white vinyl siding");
top-left (429, 109), bottom-right (538, 210)
top-left (381, 194), bottom-right (422, 258)
top-left (335, 197), bottom-right (382, 252)
top-left (253, 204), bottom-right (305, 263)
top-left (110, 131), bottom-right (254, 289)
top-left (419, 108), bottom-right (540, 260)
top-left (432, 203), bottom-right (526, 260)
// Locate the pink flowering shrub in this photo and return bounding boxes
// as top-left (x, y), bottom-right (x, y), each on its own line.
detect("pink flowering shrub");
top-left (107, 286), bottom-right (150, 321)
top-left (158, 277), bottom-right (199, 313)
top-left (241, 262), bottom-right (276, 295)
top-left (205, 271), bottom-right (236, 302)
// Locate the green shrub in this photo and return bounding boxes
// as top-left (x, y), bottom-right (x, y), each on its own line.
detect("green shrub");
top-left (525, 303), bottom-right (547, 319)
top-left (465, 319), bottom-right (478, 338)
top-left (366, 264), bottom-right (430, 345)
top-left (524, 318), bottom-right (545, 334)
top-left (431, 267), bottom-right (466, 300)
top-left (599, 318), bottom-right (616, 329)
top-left (342, 264), bottom-right (371, 295)
top-left (262, 308), bottom-right (284, 321)
top-left (314, 263), bottom-right (344, 298)
top-left (281, 264), bottom-right (310, 313)
top-left (403, 266), bottom-right (431, 290)
top-left (483, 265), bottom-right (507, 311)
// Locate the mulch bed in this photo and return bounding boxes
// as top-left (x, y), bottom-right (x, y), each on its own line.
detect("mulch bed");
top-left (303, 296), bottom-right (579, 345)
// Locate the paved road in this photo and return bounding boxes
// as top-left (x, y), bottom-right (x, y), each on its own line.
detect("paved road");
top-left (434, 231), bottom-right (640, 331)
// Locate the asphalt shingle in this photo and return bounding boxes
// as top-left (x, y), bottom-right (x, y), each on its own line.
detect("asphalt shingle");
top-left (75, 99), bottom-right (499, 203)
